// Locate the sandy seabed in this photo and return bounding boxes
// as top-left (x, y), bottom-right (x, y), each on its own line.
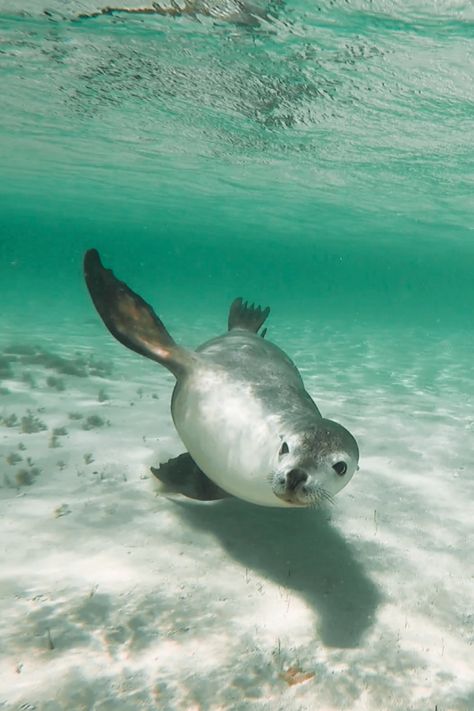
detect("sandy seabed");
top-left (1, 316), bottom-right (473, 711)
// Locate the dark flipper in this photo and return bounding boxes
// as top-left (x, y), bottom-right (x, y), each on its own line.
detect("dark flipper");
top-left (151, 453), bottom-right (231, 501)
top-left (84, 249), bottom-right (192, 378)
top-left (228, 297), bottom-right (270, 337)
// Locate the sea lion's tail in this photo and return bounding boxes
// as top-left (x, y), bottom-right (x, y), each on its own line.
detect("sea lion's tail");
top-left (84, 249), bottom-right (193, 378)
top-left (228, 297), bottom-right (270, 338)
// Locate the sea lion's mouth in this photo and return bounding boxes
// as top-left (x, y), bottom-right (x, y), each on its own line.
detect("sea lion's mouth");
top-left (276, 493), bottom-right (308, 506)
top-left (272, 478), bottom-right (335, 508)
top-left (273, 484), bottom-right (312, 507)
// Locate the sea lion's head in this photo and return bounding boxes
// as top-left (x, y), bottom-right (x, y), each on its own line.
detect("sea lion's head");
top-left (271, 419), bottom-right (359, 507)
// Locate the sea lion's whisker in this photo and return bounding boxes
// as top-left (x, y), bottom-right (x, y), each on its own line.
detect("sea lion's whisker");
top-left (305, 488), bottom-right (334, 509)
top-left (320, 489), bottom-right (335, 505)
top-left (306, 491), bottom-right (322, 508)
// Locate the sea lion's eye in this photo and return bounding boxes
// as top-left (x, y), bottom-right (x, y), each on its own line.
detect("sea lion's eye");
top-left (279, 442), bottom-right (289, 456)
top-left (333, 461), bottom-right (347, 476)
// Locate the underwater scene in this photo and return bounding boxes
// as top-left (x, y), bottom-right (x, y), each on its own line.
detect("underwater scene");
top-left (1, 1), bottom-right (473, 709)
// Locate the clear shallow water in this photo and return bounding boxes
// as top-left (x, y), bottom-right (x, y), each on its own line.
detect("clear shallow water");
top-left (1, 2), bottom-right (473, 709)
top-left (1, 0), bottom-right (473, 327)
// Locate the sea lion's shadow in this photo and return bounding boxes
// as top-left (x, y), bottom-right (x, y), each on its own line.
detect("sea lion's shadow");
top-left (173, 499), bottom-right (382, 649)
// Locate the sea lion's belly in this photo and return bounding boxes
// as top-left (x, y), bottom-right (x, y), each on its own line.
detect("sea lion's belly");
top-left (171, 369), bottom-right (289, 507)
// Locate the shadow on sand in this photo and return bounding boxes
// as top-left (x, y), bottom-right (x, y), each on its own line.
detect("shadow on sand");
top-left (172, 497), bottom-right (382, 648)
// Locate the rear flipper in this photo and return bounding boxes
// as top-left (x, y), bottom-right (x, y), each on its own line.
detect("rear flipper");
top-left (228, 297), bottom-right (270, 338)
top-left (84, 249), bottom-right (193, 378)
top-left (151, 453), bottom-right (231, 501)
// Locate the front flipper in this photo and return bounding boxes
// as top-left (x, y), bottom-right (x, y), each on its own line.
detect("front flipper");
top-left (228, 297), bottom-right (270, 337)
top-left (84, 249), bottom-right (193, 378)
top-left (151, 453), bottom-right (231, 501)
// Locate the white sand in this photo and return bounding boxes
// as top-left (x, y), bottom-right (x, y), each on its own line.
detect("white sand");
top-left (1, 319), bottom-right (473, 710)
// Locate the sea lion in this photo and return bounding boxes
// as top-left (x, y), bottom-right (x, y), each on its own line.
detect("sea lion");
top-left (84, 249), bottom-right (359, 508)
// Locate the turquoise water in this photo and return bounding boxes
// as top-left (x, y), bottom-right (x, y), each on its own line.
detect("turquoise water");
top-left (1, 0), bottom-right (473, 328)
top-left (1, 2), bottom-right (473, 710)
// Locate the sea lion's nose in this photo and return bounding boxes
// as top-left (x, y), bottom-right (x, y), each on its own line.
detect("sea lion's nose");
top-left (287, 468), bottom-right (308, 490)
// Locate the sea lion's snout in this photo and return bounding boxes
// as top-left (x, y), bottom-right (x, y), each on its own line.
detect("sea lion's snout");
top-left (272, 465), bottom-right (338, 508)
top-left (286, 468), bottom-right (308, 490)
top-left (272, 466), bottom-right (312, 506)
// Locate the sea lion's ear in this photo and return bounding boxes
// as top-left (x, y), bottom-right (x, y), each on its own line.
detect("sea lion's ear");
top-left (228, 297), bottom-right (270, 335)
top-left (84, 249), bottom-right (193, 378)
